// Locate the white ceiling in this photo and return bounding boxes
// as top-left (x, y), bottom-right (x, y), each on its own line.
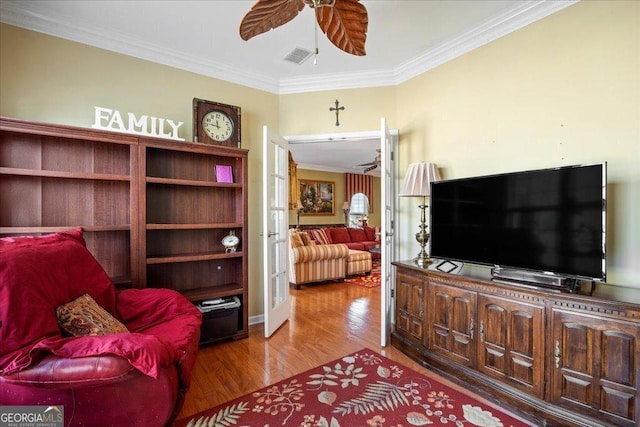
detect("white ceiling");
top-left (0, 0), bottom-right (576, 174)
top-left (288, 131), bottom-right (384, 175)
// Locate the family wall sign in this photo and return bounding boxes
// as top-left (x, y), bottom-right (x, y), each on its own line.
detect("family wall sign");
top-left (91, 106), bottom-right (185, 141)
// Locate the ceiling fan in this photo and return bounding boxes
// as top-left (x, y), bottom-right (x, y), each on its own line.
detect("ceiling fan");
top-left (239, 0), bottom-right (368, 57)
top-left (357, 148), bottom-right (380, 173)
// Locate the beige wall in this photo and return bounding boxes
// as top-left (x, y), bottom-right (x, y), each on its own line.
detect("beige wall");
top-left (1, 0), bottom-right (638, 308)
top-left (292, 169), bottom-right (381, 228)
top-left (394, 0), bottom-right (639, 299)
top-left (0, 23), bottom-right (279, 317)
top-left (279, 87), bottom-right (397, 136)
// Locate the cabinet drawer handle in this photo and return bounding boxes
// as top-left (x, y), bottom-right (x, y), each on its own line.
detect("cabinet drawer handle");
top-left (480, 320), bottom-right (485, 342)
top-left (469, 318), bottom-right (474, 340)
top-left (554, 340), bottom-right (561, 368)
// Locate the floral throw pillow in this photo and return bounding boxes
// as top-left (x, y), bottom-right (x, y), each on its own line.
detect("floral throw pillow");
top-left (56, 293), bottom-right (128, 337)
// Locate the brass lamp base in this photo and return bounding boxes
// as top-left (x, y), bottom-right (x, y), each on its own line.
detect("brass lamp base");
top-left (413, 203), bottom-right (433, 268)
top-left (414, 254), bottom-right (434, 268)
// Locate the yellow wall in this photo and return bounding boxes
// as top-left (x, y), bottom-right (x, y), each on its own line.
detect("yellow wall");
top-left (395, 0), bottom-right (639, 299)
top-left (279, 87), bottom-right (397, 135)
top-left (294, 169), bottom-right (346, 227)
top-left (292, 169), bottom-right (381, 228)
top-left (0, 23), bottom-right (279, 317)
top-left (1, 0), bottom-right (638, 307)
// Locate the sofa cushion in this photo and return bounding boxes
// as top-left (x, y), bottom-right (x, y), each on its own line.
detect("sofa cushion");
top-left (290, 231), bottom-right (305, 248)
top-left (310, 229), bottom-right (331, 245)
top-left (362, 241), bottom-right (381, 251)
top-left (290, 243), bottom-right (349, 263)
top-left (328, 227), bottom-right (351, 243)
top-left (299, 232), bottom-right (315, 246)
top-left (363, 226), bottom-right (377, 241)
top-left (57, 293), bottom-right (129, 337)
top-left (348, 227), bottom-right (368, 242)
top-left (345, 242), bottom-right (366, 251)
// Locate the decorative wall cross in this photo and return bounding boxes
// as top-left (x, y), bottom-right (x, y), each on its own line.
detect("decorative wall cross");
top-left (329, 99), bottom-right (345, 126)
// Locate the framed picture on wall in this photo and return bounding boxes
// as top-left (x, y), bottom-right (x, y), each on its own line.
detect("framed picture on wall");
top-left (299, 180), bottom-right (335, 215)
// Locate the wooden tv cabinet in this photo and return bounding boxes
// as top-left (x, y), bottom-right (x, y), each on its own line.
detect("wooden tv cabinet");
top-left (392, 260), bottom-right (639, 427)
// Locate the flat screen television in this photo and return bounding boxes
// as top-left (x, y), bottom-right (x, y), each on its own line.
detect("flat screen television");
top-left (430, 163), bottom-right (606, 285)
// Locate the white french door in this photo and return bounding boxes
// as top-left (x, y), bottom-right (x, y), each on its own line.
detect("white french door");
top-left (262, 126), bottom-right (291, 337)
top-left (380, 118), bottom-right (396, 346)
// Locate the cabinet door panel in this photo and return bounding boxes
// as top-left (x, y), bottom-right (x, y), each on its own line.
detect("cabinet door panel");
top-left (428, 283), bottom-right (476, 367)
top-left (509, 310), bottom-right (537, 388)
top-left (551, 310), bottom-right (639, 425)
top-left (482, 303), bottom-right (507, 375)
top-left (563, 323), bottom-right (593, 374)
top-left (602, 331), bottom-right (634, 386)
top-left (397, 312), bottom-right (410, 335)
top-left (511, 357), bottom-right (534, 385)
top-left (395, 272), bottom-right (426, 346)
top-left (478, 294), bottom-right (544, 398)
top-left (409, 284), bottom-right (424, 319)
top-left (410, 319), bottom-right (424, 342)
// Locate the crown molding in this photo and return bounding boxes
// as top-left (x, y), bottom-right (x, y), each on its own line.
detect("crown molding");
top-left (1, 0), bottom-right (578, 95)
top-left (392, 0), bottom-right (579, 84)
top-left (281, 0), bottom-right (579, 93)
top-left (278, 68), bottom-right (397, 95)
top-left (0, 2), bottom-right (281, 93)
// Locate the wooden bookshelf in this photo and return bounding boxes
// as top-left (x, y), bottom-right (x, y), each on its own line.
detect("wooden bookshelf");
top-left (1, 116), bottom-right (249, 343)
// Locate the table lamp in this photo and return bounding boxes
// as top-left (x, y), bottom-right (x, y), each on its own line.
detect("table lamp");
top-left (399, 162), bottom-right (441, 267)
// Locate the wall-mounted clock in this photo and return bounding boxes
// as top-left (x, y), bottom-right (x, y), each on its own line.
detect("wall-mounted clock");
top-left (193, 98), bottom-right (241, 147)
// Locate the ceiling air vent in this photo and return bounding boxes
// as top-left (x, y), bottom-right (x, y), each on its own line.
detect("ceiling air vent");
top-left (284, 47), bottom-right (313, 65)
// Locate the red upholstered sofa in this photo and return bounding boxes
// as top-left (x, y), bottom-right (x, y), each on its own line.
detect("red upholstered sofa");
top-left (0, 229), bottom-right (202, 426)
top-left (323, 226), bottom-right (380, 259)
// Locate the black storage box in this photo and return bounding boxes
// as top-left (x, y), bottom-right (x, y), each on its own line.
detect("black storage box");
top-left (197, 296), bottom-right (241, 344)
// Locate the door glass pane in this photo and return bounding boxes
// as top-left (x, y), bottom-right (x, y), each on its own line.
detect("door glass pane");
top-left (275, 240), bottom-right (283, 272)
top-left (277, 240), bottom-right (286, 274)
top-left (272, 175), bottom-right (286, 208)
top-left (273, 271), bottom-right (287, 307)
top-left (271, 209), bottom-right (282, 235)
top-left (275, 145), bottom-right (286, 175)
top-left (270, 173), bottom-right (277, 206)
top-left (270, 240), bottom-right (278, 274)
top-left (269, 210), bottom-right (278, 234)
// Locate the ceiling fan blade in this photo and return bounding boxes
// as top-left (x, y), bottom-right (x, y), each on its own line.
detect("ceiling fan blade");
top-left (239, 0), bottom-right (305, 41)
top-left (316, 0), bottom-right (368, 56)
top-left (356, 160), bottom-right (377, 166)
top-left (363, 164), bottom-right (378, 173)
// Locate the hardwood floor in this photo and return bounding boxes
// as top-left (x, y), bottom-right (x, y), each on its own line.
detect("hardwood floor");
top-left (177, 280), bottom-right (534, 425)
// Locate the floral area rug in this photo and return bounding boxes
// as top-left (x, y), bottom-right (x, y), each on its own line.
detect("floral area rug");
top-left (177, 348), bottom-right (531, 427)
top-left (345, 260), bottom-right (381, 288)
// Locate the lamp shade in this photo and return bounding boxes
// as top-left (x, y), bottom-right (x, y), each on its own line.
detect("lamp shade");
top-left (399, 162), bottom-right (441, 197)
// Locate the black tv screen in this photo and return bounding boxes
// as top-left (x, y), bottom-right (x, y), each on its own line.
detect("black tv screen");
top-left (430, 163), bottom-right (606, 281)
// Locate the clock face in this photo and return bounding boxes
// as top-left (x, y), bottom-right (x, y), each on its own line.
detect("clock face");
top-left (222, 231), bottom-right (240, 252)
top-left (193, 99), bottom-right (241, 147)
top-left (202, 111), bottom-right (234, 142)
